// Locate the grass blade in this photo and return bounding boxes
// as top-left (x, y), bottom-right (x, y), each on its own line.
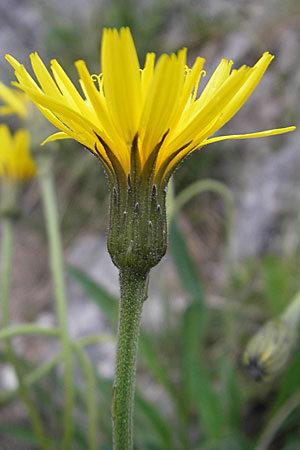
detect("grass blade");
top-left (169, 220), bottom-right (204, 303)
top-left (68, 265), bottom-right (118, 325)
top-left (181, 302), bottom-right (224, 443)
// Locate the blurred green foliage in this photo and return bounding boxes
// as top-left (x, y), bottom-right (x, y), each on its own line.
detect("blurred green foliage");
top-left (64, 222), bottom-right (300, 450)
top-left (2, 197), bottom-right (300, 449)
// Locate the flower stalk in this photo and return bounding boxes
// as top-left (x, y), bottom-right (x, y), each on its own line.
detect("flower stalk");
top-left (36, 152), bottom-right (74, 450)
top-left (112, 269), bottom-right (148, 450)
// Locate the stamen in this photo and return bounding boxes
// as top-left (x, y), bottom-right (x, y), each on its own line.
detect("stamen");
top-left (184, 65), bottom-right (191, 77)
top-left (91, 73), bottom-right (103, 92)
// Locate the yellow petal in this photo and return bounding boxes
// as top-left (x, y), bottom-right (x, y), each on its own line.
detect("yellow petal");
top-left (5, 32), bottom-right (295, 185)
top-left (168, 56), bottom-right (206, 130)
top-left (30, 52), bottom-right (62, 99)
top-left (6, 56), bottom-right (44, 94)
top-left (197, 58), bottom-right (233, 107)
top-left (75, 59), bottom-right (129, 168)
top-left (209, 52), bottom-right (274, 134)
top-left (165, 65), bottom-right (251, 153)
top-left (140, 49), bottom-right (186, 160)
top-left (101, 27), bottom-right (142, 142)
top-left (41, 131), bottom-right (72, 145)
top-left (50, 59), bottom-right (91, 114)
top-left (20, 84), bottom-right (100, 138)
top-left (0, 81), bottom-right (27, 118)
top-left (0, 126), bottom-right (36, 180)
top-left (0, 106), bottom-right (16, 115)
top-left (203, 126), bottom-right (296, 145)
top-left (141, 52), bottom-right (155, 104)
top-left (75, 61), bottom-right (116, 137)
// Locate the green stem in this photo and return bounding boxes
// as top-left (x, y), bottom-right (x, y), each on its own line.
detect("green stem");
top-left (168, 179), bottom-right (234, 245)
top-left (0, 324), bottom-right (112, 345)
top-left (112, 268), bottom-right (148, 450)
top-left (73, 343), bottom-right (98, 450)
top-left (282, 289), bottom-right (300, 328)
top-left (78, 333), bottom-right (114, 347)
top-left (1, 217), bottom-right (50, 450)
top-left (1, 218), bottom-right (14, 327)
top-left (37, 153), bottom-right (74, 450)
top-left (0, 334), bottom-right (110, 405)
top-left (0, 324), bottom-right (60, 341)
top-left (0, 353), bottom-right (62, 405)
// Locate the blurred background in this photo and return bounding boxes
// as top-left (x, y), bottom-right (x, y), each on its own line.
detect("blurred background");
top-left (0, 0), bottom-right (299, 449)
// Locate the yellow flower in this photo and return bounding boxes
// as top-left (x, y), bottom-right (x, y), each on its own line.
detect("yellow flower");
top-left (6, 27), bottom-right (295, 185)
top-left (0, 124), bottom-right (36, 181)
top-left (0, 81), bottom-right (28, 118)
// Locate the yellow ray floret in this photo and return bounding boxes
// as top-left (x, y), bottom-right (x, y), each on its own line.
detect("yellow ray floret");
top-left (6, 27), bottom-right (296, 182)
top-left (0, 81), bottom-right (28, 118)
top-left (0, 124), bottom-right (36, 180)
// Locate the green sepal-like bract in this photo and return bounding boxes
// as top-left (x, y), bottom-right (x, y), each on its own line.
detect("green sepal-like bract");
top-left (96, 133), bottom-right (168, 277)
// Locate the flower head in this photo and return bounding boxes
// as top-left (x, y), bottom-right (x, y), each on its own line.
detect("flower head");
top-left (242, 318), bottom-right (298, 382)
top-left (5, 28), bottom-right (296, 272)
top-left (6, 27), bottom-right (295, 187)
top-left (0, 124), bottom-right (36, 181)
top-left (0, 81), bottom-right (28, 118)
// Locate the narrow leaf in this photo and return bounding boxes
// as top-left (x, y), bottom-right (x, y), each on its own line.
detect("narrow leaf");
top-left (169, 220), bottom-right (204, 303)
top-left (68, 265), bottom-right (118, 325)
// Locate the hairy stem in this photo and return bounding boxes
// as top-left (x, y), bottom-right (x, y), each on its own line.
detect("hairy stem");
top-left (112, 268), bottom-right (148, 450)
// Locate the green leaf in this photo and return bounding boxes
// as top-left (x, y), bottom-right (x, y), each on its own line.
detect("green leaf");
top-left (218, 353), bottom-right (242, 430)
top-left (0, 425), bottom-right (37, 444)
top-left (95, 373), bottom-right (174, 450)
top-left (212, 435), bottom-right (251, 450)
top-left (181, 302), bottom-right (207, 398)
top-left (181, 302), bottom-right (223, 442)
top-left (261, 255), bottom-right (290, 315)
top-left (139, 334), bottom-right (179, 401)
top-left (169, 220), bottom-right (204, 303)
top-left (194, 364), bottom-right (225, 442)
top-left (94, 375), bottom-right (113, 441)
top-left (68, 265), bottom-right (118, 325)
top-left (282, 439), bottom-right (300, 450)
top-left (135, 391), bottom-right (174, 449)
top-left (272, 350), bottom-right (300, 412)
